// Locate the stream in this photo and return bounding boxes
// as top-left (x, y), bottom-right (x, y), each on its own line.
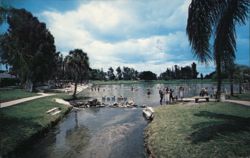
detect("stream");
top-left (19, 82), bottom-right (244, 158)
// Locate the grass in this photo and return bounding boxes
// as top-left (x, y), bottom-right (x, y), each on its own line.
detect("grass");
top-left (0, 93), bottom-right (72, 156)
top-left (229, 92), bottom-right (250, 101)
top-left (145, 102), bottom-right (250, 158)
top-left (0, 88), bottom-right (38, 103)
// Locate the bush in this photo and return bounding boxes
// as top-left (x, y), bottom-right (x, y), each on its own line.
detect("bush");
top-left (0, 78), bottom-right (20, 87)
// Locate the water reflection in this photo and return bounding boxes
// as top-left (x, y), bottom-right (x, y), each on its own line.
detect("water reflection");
top-left (20, 108), bottom-right (146, 158)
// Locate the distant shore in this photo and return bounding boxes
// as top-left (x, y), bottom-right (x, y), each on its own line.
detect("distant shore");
top-left (90, 79), bottom-right (232, 85)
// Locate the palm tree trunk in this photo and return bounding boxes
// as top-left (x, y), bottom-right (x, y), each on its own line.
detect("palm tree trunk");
top-left (216, 57), bottom-right (222, 101)
top-left (73, 79), bottom-right (78, 99)
top-left (239, 81), bottom-right (242, 94)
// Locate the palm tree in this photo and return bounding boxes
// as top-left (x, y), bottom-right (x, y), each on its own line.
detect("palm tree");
top-left (65, 49), bottom-right (90, 98)
top-left (186, 0), bottom-right (249, 100)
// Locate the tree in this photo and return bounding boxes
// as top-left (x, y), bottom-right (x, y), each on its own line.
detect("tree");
top-left (191, 62), bottom-right (199, 79)
top-left (186, 0), bottom-right (249, 100)
top-left (139, 71), bottom-right (157, 80)
top-left (90, 69), bottom-right (106, 80)
top-left (107, 67), bottom-right (115, 80)
top-left (200, 73), bottom-right (204, 80)
top-left (0, 8), bottom-right (57, 91)
top-left (116, 66), bottom-right (122, 80)
top-left (65, 49), bottom-right (89, 98)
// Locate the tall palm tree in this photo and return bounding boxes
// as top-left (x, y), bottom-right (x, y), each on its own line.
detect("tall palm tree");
top-left (186, 0), bottom-right (249, 100)
top-left (65, 49), bottom-right (90, 98)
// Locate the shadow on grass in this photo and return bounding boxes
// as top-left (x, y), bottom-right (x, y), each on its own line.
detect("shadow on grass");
top-left (188, 111), bottom-right (250, 144)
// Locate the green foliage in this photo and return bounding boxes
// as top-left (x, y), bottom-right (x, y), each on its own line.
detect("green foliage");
top-left (122, 66), bottom-right (138, 80)
top-left (0, 8), bottom-right (58, 87)
top-left (145, 102), bottom-right (250, 157)
top-left (90, 68), bottom-right (106, 80)
top-left (65, 49), bottom-right (90, 97)
top-left (138, 71), bottom-right (157, 80)
top-left (107, 67), bottom-right (115, 80)
top-left (116, 66), bottom-right (122, 80)
top-left (0, 78), bottom-right (19, 87)
top-left (159, 62), bottom-right (199, 80)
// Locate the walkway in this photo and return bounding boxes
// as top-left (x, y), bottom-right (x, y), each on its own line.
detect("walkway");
top-left (224, 99), bottom-right (250, 106)
top-left (0, 93), bottom-right (55, 108)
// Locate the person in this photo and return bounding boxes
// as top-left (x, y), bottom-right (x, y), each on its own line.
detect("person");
top-left (159, 89), bottom-right (164, 105)
top-left (169, 89), bottom-right (174, 103)
top-left (204, 87), bottom-right (208, 96)
top-left (212, 87), bottom-right (217, 98)
top-left (165, 90), bottom-right (170, 104)
top-left (200, 88), bottom-right (205, 96)
top-left (179, 86), bottom-right (184, 101)
top-left (147, 89), bottom-right (151, 95)
top-left (200, 88), bottom-right (208, 97)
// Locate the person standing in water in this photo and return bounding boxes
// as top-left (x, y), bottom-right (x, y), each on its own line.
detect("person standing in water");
top-left (147, 89), bottom-right (151, 95)
top-left (169, 89), bottom-right (174, 103)
top-left (159, 89), bottom-right (164, 105)
top-left (179, 86), bottom-right (184, 101)
top-left (165, 89), bottom-right (170, 104)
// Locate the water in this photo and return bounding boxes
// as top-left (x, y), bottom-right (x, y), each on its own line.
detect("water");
top-left (80, 82), bottom-right (242, 106)
top-left (19, 82), bottom-right (244, 158)
top-left (20, 108), bottom-right (147, 158)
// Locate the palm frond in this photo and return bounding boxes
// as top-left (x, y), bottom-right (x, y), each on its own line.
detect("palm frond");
top-left (186, 0), bottom-right (227, 63)
top-left (214, 0), bottom-right (249, 70)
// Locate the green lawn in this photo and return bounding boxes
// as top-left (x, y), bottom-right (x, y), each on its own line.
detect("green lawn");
top-left (0, 93), bottom-right (72, 157)
top-left (145, 102), bottom-right (250, 158)
top-left (229, 92), bottom-right (250, 101)
top-left (0, 88), bottom-right (38, 103)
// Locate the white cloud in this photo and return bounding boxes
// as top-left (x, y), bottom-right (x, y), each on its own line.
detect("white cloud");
top-left (41, 0), bottom-right (200, 75)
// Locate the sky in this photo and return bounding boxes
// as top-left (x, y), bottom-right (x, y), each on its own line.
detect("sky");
top-left (1, 0), bottom-right (249, 75)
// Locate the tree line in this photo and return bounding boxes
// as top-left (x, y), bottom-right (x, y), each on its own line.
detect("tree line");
top-left (159, 62), bottom-right (199, 80)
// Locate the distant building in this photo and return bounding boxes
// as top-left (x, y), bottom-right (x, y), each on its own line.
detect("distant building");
top-left (0, 72), bottom-right (16, 79)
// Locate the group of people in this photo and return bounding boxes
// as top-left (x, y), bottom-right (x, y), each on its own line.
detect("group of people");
top-left (199, 87), bottom-right (209, 97)
top-left (158, 86), bottom-right (185, 105)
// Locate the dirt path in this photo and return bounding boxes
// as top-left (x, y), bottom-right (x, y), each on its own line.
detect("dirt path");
top-left (224, 99), bottom-right (250, 106)
top-left (0, 93), bottom-right (55, 108)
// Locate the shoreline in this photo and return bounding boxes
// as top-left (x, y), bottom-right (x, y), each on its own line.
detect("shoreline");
top-left (0, 94), bottom-right (73, 157)
top-left (8, 106), bottom-right (73, 157)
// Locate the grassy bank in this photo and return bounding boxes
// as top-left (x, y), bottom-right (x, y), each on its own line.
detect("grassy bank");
top-left (0, 93), bottom-right (72, 157)
top-left (90, 79), bottom-right (218, 85)
top-left (0, 88), bottom-right (38, 103)
top-left (145, 102), bottom-right (250, 158)
top-left (229, 92), bottom-right (250, 101)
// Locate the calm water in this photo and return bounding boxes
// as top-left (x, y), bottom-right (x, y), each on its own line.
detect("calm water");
top-left (20, 82), bottom-right (243, 158)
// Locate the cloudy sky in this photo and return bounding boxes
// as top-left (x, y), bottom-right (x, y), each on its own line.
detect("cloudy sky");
top-left (2, 0), bottom-right (250, 75)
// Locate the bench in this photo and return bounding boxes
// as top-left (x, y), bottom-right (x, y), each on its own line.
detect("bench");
top-left (46, 107), bottom-right (59, 114)
top-left (194, 96), bottom-right (209, 103)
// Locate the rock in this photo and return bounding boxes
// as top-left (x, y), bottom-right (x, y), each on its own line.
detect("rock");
top-left (113, 102), bottom-right (118, 107)
top-left (127, 100), bottom-right (135, 106)
top-left (143, 107), bottom-right (154, 120)
top-left (140, 105), bottom-right (146, 108)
